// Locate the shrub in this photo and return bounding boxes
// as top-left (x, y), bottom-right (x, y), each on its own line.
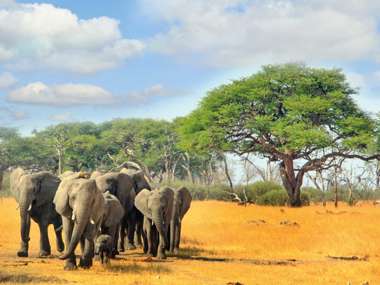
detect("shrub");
top-left (300, 192), bottom-right (310, 206)
top-left (256, 189), bottom-right (288, 206)
top-left (302, 187), bottom-right (324, 203)
top-left (0, 172), bottom-right (11, 198)
top-left (237, 181), bottom-right (284, 203)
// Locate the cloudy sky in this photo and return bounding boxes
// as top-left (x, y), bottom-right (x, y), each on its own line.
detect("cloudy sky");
top-left (0, 0), bottom-right (380, 134)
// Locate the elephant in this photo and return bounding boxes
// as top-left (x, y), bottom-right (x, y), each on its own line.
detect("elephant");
top-left (54, 176), bottom-right (105, 270)
top-left (90, 170), bottom-right (103, 179)
top-left (100, 191), bottom-right (125, 257)
top-left (95, 172), bottom-right (136, 251)
top-left (120, 167), bottom-right (151, 249)
top-left (169, 187), bottom-right (192, 254)
top-left (10, 168), bottom-right (64, 258)
top-left (95, 234), bottom-right (112, 265)
top-left (135, 187), bottom-right (174, 259)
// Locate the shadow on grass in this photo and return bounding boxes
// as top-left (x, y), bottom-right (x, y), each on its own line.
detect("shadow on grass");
top-left (169, 246), bottom-right (216, 258)
top-left (0, 271), bottom-right (67, 283)
top-left (106, 262), bottom-right (171, 274)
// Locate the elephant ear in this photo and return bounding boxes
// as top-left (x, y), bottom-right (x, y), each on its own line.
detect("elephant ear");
top-left (9, 168), bottom-right (25, 202)
top-left (161, 187), bottom-right (174, 225)
top-left (103, 193), bottom-right (125, 227)
top-left (92, 186), bottom-right (106, 225)
top-left (135, 189), bottom-right (152, 219)
top-left (177, 187), bottom-right (192, 219)
top-left (33, 172), bottom-right (61, 208)
top-left (54, 178), bottom-right (73, 217)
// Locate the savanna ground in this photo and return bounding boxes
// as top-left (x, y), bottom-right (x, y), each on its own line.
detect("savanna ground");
top-left (0, 198), bottom-right (380, 285)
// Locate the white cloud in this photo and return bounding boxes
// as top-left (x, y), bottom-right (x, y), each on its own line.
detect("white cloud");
top-left (0, 2), bottom-right (144, 73)
top-left (8, 82), bottom-right (116, 106)
top-left (49, 112), bottom-right (73, 122)
top-left (143, 0), bottom-right (380, 67)
top-left (0, 72), bottom-right (16, 89)
top-left (126, 84), bottom-right (173, 104)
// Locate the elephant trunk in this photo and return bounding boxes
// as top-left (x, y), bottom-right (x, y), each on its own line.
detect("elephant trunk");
top-left (20, 207), bottom-right (31, 244)
top-left (60, 205), bottom-right (91, 260)
top-left (153, 214), bottom-right (168, 250)
top-left (19, 193), bottom-right (33, 244)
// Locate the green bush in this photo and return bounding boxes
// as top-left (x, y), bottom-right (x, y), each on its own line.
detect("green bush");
top-left (237, 181), bottom-right (284, 203)
top-left (302, 187), bottom-right (324, 203)
top-left (0, 172), bottom-right (11, 198)
top-left (256, 189), bottom-right (288, 206)
top-left (300, 192), bottom-right (310, 206)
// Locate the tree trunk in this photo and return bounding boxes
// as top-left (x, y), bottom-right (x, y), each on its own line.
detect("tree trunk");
top-left (221, 153), bottom-right (234, 191)
top-left (57, 148), bottom-right (64, 175)
top-left (0, 170), bottom-right (3, 192)
top-left (279, 158), bottom-right (302, 207)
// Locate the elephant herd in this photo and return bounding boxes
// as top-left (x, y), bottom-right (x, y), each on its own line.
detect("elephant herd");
top-left (10, 166), bottom-right (192, 270)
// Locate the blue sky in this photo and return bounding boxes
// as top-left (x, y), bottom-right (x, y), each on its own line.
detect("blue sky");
top-left (1, 0), bottom-right (380, 134)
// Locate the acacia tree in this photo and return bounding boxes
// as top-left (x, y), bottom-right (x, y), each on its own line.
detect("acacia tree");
top-left (180, 64), bottom-right (378, 206)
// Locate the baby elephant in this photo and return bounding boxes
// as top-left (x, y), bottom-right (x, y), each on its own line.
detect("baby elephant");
top-left (95, 235), bottom-right (113, 265)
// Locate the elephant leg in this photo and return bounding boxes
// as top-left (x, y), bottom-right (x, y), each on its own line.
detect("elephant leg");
top-left (134, 212), bottom-right (143, 247)
top-left (152, 227), bottom-right (159, 257)
top-left (109, 226), bottom-right (118, 258)
top-left (142, 229), bottom-right (148, 254)
top-left (62, 216), bottom-right (77, 270)
top-left (145, 220), bottom-right (154, 256)
top-left (53, 215), bottom-right (64, 253)
top-left (118, 218), bottom-right (126, 252)
top-left (38, 223), bottom-right (51, 257)
top-left (174, 222), bottom-right (182, 254)
top-left (126, 211), bottom-right (136, 250)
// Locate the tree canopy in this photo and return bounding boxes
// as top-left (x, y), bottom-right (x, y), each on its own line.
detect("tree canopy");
top-left (178, 64), bottom-right (377, 206)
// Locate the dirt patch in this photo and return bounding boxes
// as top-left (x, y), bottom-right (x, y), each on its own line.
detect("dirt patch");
top-left (0, 271), bottom-right (67, 283)
top-left (327, 255), bottom-right (369, 261)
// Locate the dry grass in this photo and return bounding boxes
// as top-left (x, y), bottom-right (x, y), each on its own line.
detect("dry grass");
top-left (0, 198), bottom-right (379, 284)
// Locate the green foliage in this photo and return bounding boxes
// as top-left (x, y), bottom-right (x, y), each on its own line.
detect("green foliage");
top-left (256, 190), bottom-right (289, 206)
top-left (236, 181), bottom-right (283, 202)
top-left (180, 63), bottom-right (375, 158)
top-left (0, 172), bottom-right (10, 197)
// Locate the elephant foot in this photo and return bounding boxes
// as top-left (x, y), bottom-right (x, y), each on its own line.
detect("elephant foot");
top-left (17, 250), bottom-right (28, 257)
top-left (173, 248), bottom-right (179, 255)
top-left (64, 260), bottom-right (77, 271)
top-left (126, 243), bottom-right (136, 250)
top-left (111, 249), bottom-right (119, 257)
top-left (79, 257), bottom-right (93, 269)
top-left (38, 250), bottom-right (51, 258)
top-left (57, 242), bottom-right (64, 253)
top-left (157, 252), bottom-right (166, 260)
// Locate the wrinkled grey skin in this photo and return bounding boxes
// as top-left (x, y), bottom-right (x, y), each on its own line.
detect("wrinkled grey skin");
top-left (169, 187), bottom-right (192, 254)
top-left (100, 192), bottom-right (125, 257)
top-left (10, 168), bottom-right (64, 258)
top-left (95, 234), bottom-right (112, 265)
top-left (95, 172), bottom-right (136, 251)
top-left (54, 176), bottom-right (105, 270)
top-left (135, 187), bottom-right (174, 259)
top-left (120, 168), bottom-right (151, 249)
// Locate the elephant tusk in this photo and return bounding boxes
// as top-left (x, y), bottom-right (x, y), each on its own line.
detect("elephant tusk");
top-left (90, 219), bottom-right (95, 225)
top-left (27, 204), bottom-right (32, 211)
top-left (55, 225), bottom-right (63, 232)
top-left (71, 212), bottom-right (75, 221)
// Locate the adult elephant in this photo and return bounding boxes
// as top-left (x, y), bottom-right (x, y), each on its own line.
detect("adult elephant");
top-left (169, 187), bottom-right (192, 254)
top-left (100, 191), bottom-right (125, 257)
top-left (135, 187), bottom-right (174, 259)
top-left (95, 172), bottom-right (136, 251)
top-left (10, 168), bottom-right (64, 258)
top-left (120, 167), bottom-right (151, 248)
top-left (54, 176), bottom-right (105, 270)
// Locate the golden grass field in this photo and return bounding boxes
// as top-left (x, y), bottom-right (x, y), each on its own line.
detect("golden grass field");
top-left (1, 198), bottom-right (380, 285)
